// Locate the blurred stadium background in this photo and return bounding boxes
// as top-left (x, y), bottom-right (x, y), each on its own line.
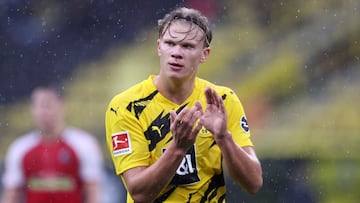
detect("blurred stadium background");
top-left (1, 0), bottom-right (359, 202)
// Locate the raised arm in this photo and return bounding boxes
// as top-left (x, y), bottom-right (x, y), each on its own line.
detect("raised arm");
top-left (201, 87), bottom-right (263, 194)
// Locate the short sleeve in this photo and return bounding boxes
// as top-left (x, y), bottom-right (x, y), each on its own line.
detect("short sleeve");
top-left (224, 89), bottom-right (253, 147)
top-left (2, 133), bottom-right (39, 188)
top-left (63, 128), bottom-right (104, 183)
top-left (105, 97), bottom-right (150, 176)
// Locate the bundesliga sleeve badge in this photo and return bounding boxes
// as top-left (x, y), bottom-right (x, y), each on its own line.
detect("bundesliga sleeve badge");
top-left (240, 116), bottom-right (250, 133)
top-left (112, 131), bottom-right (132, 157)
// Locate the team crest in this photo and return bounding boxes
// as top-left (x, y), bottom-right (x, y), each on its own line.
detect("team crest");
top-left (112, 131), bottom-right (132, 157)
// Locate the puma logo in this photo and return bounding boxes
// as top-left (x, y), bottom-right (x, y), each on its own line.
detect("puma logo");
top-left (110, 107), bottom-right (119, 116)
top-left (151, 124), bottom-right (165, 137)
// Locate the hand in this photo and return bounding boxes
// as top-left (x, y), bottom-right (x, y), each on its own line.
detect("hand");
top-left (202, 87), bottom-right (228, 140)
top-left (170, 101), bottom-right (203, 151)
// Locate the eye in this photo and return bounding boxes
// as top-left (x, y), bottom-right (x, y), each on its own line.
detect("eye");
top-left (182, 43), bottom-right (194, 49)
top-left (165, 41), bottom-right (175, 46)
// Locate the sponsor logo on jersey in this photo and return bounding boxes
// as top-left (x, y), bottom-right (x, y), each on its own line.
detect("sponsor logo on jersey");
top-left (163, 145), bottom-right (200, 185)
top-left (28, 176), bottom-right (75, 191)
top-left (112, 131), bottom-right (132, 156)
top-left (240, 115), bottom-right (250, 133)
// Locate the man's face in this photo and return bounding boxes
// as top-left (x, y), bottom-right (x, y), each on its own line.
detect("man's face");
top-left (157, 21), bottom-right (210, 81)
top-left (31, 89), bottom-right (65, 133)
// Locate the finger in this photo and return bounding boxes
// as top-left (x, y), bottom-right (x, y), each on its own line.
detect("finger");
top-left (173, 107), bottom-right (189, 129)
top-left (169, 110), bottom-right (177, 130)
top-left (217, 94), bottom-right (226, 113)
top-left (212, 88), bottom-right (220, 107)
top-left (212, 88), bottom-right (220, 105)
top-left (188, 110), bottom-right (201, 127)
top-left (195, 100), bottom-right (203, 113)
top-left (191, 114), bottom-right (203, 135)
top-left (206, 87), bottom-right (220, 107)
top-left (182, 105), bottom-right (200, 126)
top-left (204, 87), bottom-right (214, 105)
top-left (177, 107), bottom-right (188, 121)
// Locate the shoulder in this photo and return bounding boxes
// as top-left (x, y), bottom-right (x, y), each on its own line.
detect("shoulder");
top-left (106, 76), bottom-right (158, 121)
top-left (196, 77), bottom-right (238, 98)
top-left (62, 127), bottom-right (101, 154)
top-left (11, 132), bottom-right (39, 145)
top-left (6, 132), bottom-right (40, 159)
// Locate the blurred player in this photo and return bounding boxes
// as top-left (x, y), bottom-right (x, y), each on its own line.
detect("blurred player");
top-left (105, 7), bottom-right (262, 202)
top-left (1, 84), bottom-right (103, 203)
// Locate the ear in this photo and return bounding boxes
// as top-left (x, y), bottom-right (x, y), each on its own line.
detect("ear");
top-left (200, 47), bottom-right (211, 63)
top-left (157, 39), bottom-right (161, 56)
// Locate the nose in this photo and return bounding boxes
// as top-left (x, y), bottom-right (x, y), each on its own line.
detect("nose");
top-left (171, 45), bottom-right (183, 59)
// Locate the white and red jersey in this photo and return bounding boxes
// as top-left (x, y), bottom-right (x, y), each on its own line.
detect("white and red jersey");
top-left (2, 127), bottom-right (103, 203)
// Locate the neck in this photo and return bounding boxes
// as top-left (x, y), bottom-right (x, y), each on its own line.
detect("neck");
top-left (39, 124), bottom-right (64, 141)
top-left (154, 75), bottom-right (195, 104)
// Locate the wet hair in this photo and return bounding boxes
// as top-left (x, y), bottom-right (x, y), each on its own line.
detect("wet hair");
top-left (158, 7), bottom-right (212, 47)
top-left (31, 83), bottom-right (65, 100)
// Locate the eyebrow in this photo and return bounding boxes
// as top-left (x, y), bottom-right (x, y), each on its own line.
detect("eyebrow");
top-left (163, 34), bottom-right (201, 47)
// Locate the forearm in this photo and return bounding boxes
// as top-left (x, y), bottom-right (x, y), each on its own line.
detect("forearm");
top-left (123, 143), bottom-right (187, 203)
top-left (0, 188), bottom-right (20, 203)
top-left (216, 131), bottom-right (263, 194)
top-left (84, 182), bottom-right (101, 203)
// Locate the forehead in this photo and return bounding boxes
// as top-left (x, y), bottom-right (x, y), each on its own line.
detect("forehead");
top-left (32, 89), bottom-right (61, 103)
top-left (162, 21), bottom-right (205, 43)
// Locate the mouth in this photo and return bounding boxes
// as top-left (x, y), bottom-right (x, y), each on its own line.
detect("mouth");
top-left (168, 62), bottom-right (184, 70)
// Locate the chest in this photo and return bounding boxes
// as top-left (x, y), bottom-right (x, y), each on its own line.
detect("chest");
top-left (22, 140), bottom-right (80, 176)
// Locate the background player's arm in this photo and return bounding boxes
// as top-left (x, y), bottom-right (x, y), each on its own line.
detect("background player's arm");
top-left (1, 138), bottom-right (26, 203)
top-left (84, 182), bottom-right (100, 203)
top-left (71, 130), bottom-right (104, 203)
top-left (0, 188), bottom-right (21, 203)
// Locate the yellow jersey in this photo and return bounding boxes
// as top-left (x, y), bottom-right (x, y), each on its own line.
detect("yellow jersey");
top-left (105, 75), bottom-right (253, 202)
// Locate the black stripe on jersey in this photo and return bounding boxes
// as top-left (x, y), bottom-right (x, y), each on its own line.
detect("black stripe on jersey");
top-left (144, 104), bottom-right (187, 152)
top-left (154, 186), bottom-right (177, 203)
top-left (209, 140), bottom-right (217, 148)
top-left (144, 110), bottom-right (170, 151)
top-left (199, 173), bottom-right (226, 203)
top-left (126, 90), bottom-right (158, 119)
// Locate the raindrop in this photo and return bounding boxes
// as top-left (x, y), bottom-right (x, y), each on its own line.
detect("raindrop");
top-left (116, 18), bottom-right (121, 25)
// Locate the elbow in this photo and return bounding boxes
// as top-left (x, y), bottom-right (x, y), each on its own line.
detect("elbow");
top-left (130, 195), bottom-right (151, 203)
top-left (246, 176), bottom-right (263, 194)
top-left (129, 190), bottom-right (158, 203)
